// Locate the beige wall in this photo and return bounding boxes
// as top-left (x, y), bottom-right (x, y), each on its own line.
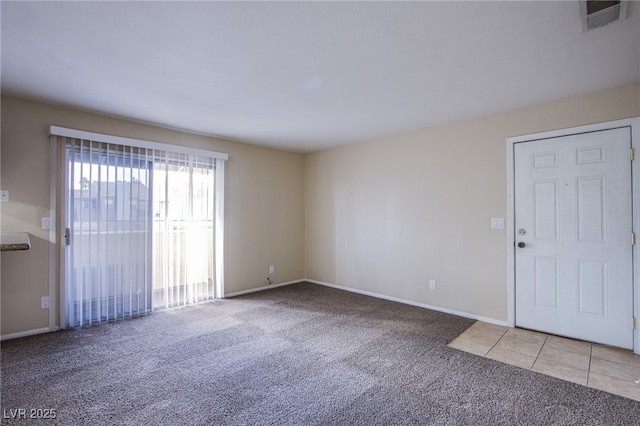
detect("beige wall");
top-left (305, 84), bottom-right (640, 322)
top-left (2, 84), bottom-right (638, 336)
top-left (1, 95), bottom-right (305, 336)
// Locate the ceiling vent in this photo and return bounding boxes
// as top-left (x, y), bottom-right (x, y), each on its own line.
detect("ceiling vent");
top-left (580, 1), bottom-right (628, 31)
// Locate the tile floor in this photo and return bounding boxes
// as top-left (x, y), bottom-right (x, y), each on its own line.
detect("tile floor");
top-left (448, 321), bottom-right (640, 402)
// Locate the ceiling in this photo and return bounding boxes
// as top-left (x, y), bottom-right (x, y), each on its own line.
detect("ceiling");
top-left (2, 1), bottom-right (639, 153)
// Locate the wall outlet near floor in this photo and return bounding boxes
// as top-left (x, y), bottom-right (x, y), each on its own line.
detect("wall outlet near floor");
top-left (42, 217), bottom-right (51, 230)
top-left (269, 265), bottom-right (275, 274)
top-left (41, 296), bottom-right (49, 309)
top-left (429, 280), bottom-right (436, 290)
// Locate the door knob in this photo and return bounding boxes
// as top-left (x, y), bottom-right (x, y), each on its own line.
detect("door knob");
top-left (517, 242), bottom-right (526, 248)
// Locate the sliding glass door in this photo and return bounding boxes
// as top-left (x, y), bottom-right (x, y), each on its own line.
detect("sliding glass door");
top-left (59, 131), bottom-right (225, 328)
top-left (152, 154), bottom-right (216, 309)
top-left (65, 141), bottom-right (153, 327)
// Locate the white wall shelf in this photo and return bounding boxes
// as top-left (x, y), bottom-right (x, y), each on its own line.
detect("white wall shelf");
top-left (0, 232), bottom-right (31, 251)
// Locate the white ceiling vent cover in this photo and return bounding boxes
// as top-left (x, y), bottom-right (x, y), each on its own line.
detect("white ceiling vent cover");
top-left (580, 1), bottom-right (628, 31)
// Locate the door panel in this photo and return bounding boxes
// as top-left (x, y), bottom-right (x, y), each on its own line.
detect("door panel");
top-left (533, 179), bottom-right (558, 240)
top-left (535, 258), bottom-right (559, 309)
top-left (576, 176), bottom-right (605, 241)
top-left (515, 127), bottom-right (633, 349)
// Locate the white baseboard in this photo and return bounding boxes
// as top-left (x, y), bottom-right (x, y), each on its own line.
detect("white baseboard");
top-left (1, 279), bottom-right (506, 340)
top-left (224, 279), bottom-right (305, 298)
top-left (305, 279), bottom-right (508, 327)
top-left (1, 326), bottom-right (60, 341)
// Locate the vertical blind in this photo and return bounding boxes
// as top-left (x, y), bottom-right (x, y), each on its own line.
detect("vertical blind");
top-left (51, 127), bottom-right (226, 328)
top-left (66, 140), bottom-right (153, 326)
top-left (152, 153), bottom-right (217, 309)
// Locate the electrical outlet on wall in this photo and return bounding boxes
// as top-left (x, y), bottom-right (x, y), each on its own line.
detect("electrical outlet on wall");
top-left (491, 218), bottom-right (504, 229)
top-left (429, 280), bottom-right (436, 290)
top-left (41, 296), bottom-right (49, 309)
top-left (269, 265), bottom-right (275, 274)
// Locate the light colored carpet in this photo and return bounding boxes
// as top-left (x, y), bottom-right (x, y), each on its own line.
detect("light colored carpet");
top-left (1, 282), bottom-right (638, 425)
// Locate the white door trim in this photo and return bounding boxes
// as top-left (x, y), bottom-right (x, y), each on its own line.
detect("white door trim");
top-left (506, 117), bottom-right (640, 355)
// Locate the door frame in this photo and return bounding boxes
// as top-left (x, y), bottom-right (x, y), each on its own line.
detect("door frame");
top-left (506, 117), bottom-right (640, 355)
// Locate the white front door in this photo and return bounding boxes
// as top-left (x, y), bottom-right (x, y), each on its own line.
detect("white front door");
top-left (514, 127), bottom-right (633, 349)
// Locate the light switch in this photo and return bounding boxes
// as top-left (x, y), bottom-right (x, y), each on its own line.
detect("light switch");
top-left (491, 218), bottom-right (504, 229)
